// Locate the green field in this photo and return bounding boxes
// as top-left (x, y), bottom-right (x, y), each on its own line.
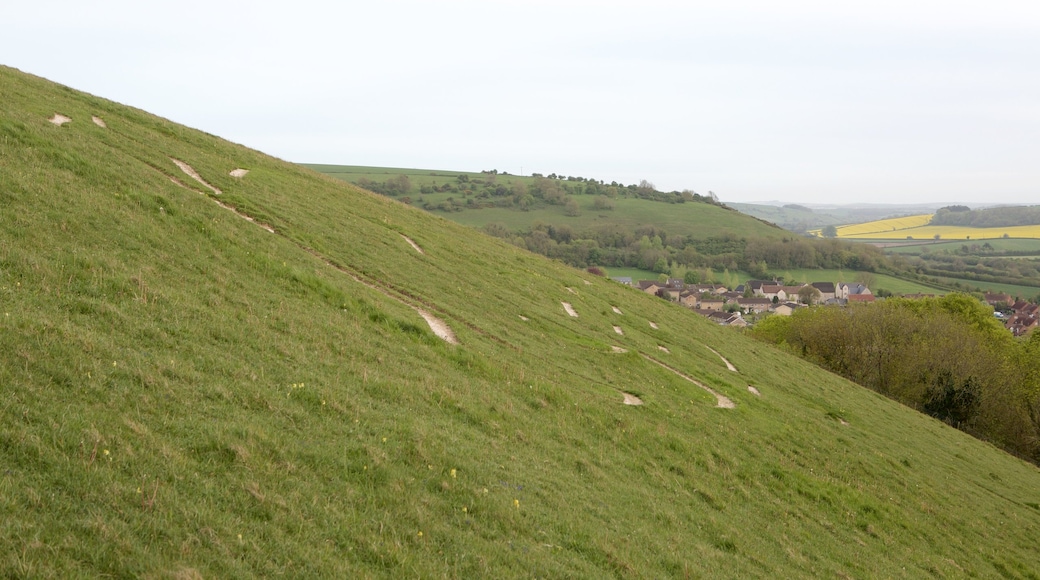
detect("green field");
top-left (881, 238), bottom-right (1040, 255)
top-left (309, 163), bottom-right (783, 241)
top-left (4, 66), bottom-right (1040, 577)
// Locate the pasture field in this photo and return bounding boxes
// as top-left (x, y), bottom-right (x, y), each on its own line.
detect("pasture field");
top-left (4, 66), bottom-right (1040, 578)
top-left (881, 238), bottom-right (1040, 255)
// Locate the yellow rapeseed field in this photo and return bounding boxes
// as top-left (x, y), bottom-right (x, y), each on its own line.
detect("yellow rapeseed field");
top-left (809, 214), bottom-right (1040, 240)
top-left (840, 224), bottom-right (1040, 240)
top-left (807, 214), bottom-right (933, 237)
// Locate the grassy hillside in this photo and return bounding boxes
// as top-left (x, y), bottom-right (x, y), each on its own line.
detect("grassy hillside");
top-left (3, 66), bottom-right (1040, 578)
top-left (307, 164), bottom-right (783, 241)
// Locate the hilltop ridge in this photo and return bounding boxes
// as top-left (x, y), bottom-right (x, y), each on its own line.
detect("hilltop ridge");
top-left (2, 65), bottom-right (1039, 577)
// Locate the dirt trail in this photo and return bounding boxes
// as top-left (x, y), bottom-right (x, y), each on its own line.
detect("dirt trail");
top-left (706, 346), bottom-right (738, 372)
top-left (401, 235), bottom-right (424, 254)
top-left (171, 158), bottom-right (222, 195)
top-left (49, 114), bottom-right (71, 126)
top-left (562, 302), bottom-right (578, 317)
top-left (643, 355), bottom-right (735, 409)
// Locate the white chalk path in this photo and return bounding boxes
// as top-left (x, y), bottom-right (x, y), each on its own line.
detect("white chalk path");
top-left (747, 385), bottom-right (761, 396)
top-left (91, 116), bottom-right (106, 128)
top-left (230, 168), bottom-right (249, 178)
top-left (49, 113), bottom-right (71, 126)
top-left (649, 321), bottom-right (659, 329)
top-left (706, 345), bottom-right (738, 372)
top-left (401, 234), bottom-right (424, 254)
top-left (613, 325), bottom-right (624, 335)
top-left (612, 306), bottom-right (623, 315)
top-left (644, 355), bottom-right (735, 409)
top-left (562, 302), bottom-right (578, 317)
top-left (171, 158), bottom-right (222, 195)
top-left (164, 157), bottom-right (457, 344)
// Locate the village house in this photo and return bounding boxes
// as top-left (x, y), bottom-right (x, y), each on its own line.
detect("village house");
top-left (679, 290), bottom-right (699, 308)
top-left (771, 302), bottom-right (802, 316)
top-left (697, 295), bottom-right (726, 311)
top-left (759, 284), bottom-right (787, 302)
top-left (637, 280), bottom-right (661, 295)
top-left (984, 293), bottom-right (1013, 308)
top-left (811, 282), bottom-right (836, 302)
top-left (736, 297), bottom-right (773, 314)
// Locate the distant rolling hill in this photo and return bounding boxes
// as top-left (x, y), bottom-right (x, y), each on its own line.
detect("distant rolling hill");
top-left (2, 65), bottom-right (1040, 577)
top-left (308, 164), bottom-right (784, 241)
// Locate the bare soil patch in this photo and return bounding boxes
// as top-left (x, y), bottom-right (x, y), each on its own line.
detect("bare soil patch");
top-left (649, 321), bottom-right (659, 329)
top-left (613, 325), bottom-right (624, 335)
top-left (562, 302), bottom-right (578, 317)
top-left (49, 114), bottom-right (71, 126)
top-left (658, 345), bottom-right (670, 353)
top-left (229, 168), bottom-right (249, 178)
top-left (747, 385), bottom-right (761, 396)
top-left (417, 309), bottom-right (459, 344)
top-left (91, 116), bottom-right (106, 127)
top-left (519, 315), bottom-right (529, 321)
top-left (612, 306), bottom-right (623, 315)
top-left (611, 346), bottom-right (628, 353)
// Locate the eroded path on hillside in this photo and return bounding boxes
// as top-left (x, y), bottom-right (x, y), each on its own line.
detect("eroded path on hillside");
top-left (706, 345), bottom-right (738, 372)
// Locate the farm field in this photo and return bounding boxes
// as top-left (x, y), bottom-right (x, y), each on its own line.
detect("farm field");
top-left (882, 238), bottom-right (1040, 255)
top-left (809, 214), bottom-right (933, 237)
top-left (843, 224), bottom-right (1040, 241)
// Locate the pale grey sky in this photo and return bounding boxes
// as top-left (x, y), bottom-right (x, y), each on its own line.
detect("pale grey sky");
top-left (5, 1), bottom-right (1040, 204)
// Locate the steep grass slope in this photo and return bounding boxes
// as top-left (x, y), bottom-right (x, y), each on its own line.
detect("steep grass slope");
top-left (2, 66), bottom-right (1039, 578)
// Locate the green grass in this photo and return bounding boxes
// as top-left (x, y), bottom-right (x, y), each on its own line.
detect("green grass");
top-left (309, 164), bottom-right (783, 241)
top-left (3, 65), bottom-right (1040, 578)
top-left (882, 238), bottom-right (1040, 255)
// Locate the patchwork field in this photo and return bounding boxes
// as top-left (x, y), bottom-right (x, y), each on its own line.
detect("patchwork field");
top-left (811, 214), bottom-right (1040, 241)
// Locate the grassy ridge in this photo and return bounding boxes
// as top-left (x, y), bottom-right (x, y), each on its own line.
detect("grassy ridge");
top-left (308, 163), bottom-right (783, 240)
top-left (3, 66), bottom-right (1040, 577)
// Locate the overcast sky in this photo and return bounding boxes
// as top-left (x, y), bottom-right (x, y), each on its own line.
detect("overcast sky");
top-left (5, 1), bottom-right (1040, 205)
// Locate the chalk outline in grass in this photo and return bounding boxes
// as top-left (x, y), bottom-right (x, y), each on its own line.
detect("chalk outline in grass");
top-left (643, 355), bottom-right (735, 409)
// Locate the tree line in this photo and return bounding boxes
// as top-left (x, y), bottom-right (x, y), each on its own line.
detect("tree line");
top-left (931, 205), bottom-right (1040, 228)
top-left (752, 294), bottom-right (1040, 464)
